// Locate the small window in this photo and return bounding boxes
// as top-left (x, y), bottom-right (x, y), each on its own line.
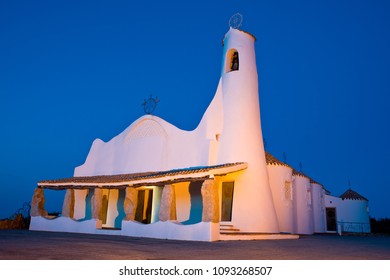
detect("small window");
top-left (225, 49), bottom-right (239, 73)
top-left (284, 181), bottom-right (292, 200)
top-left (306, 190), bottom-right (312, 206)
top-left (230, 51), bottom-right (239, 71)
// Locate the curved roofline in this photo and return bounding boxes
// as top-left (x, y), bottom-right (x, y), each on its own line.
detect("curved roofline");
top-left (236, 28), bottom-right (256, 41)
top-left (265, 151), bottom-right (291, 168)
top-left (309, 178), bottom-right (323, 186)
top-left (222, 27), bottom-right (256, 46)
top-left (292, 170), bottom-right (310, 179)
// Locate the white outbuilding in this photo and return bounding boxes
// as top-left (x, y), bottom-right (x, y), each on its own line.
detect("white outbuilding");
top-left (325, 189), bottom-right (370, 234)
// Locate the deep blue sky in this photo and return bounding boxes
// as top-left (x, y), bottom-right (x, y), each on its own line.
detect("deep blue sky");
top-left (1, 0), bottom-right (389, 219)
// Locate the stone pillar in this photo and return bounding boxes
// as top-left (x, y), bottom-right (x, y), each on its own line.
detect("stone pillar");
top-left (159, 184), bottom-right (177, 222)
top-left (61, 189), bottom-right (75, 218)
top-left (30, 188), bottom-right (48, 217)
top-left (201, 179), bottom-right (219, 223)
top-left (124, 187), bottom-right (138, 221)
top-left (92, 188), bottom-right (103, 220)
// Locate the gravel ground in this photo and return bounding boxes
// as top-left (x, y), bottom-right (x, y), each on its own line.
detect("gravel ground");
top-left (0, 230), bottom-right (389, 260)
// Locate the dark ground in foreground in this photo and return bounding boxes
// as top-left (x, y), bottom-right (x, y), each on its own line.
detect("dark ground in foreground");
top-left (0, 230), bottom-right (389, 260)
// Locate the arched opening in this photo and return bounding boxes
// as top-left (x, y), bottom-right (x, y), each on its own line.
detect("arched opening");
top-left (225, 49), bottom-right (239, 73)
top-left (181, 181), bottom-right (203, 225)
top-left (44, 189), bottom-right (66, 217)
top-left (135, 188), bottom-right (154, 224)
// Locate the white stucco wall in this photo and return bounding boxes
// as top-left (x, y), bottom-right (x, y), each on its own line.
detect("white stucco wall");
top-left (311, 183), bottom-right (326, 233)
top-left (293, 175), bottom-right (314, 234)
top-left (267, 165), bottom-right (294, 233)
top-left (325, 194), bottom-right (341, 208)
top-left (216, 28), bottom-right (279, 233)
top-left (30, 217), bottom-right (219, 241)
top-left (325, 194), bottom-right (370, 233)
top-left (338, 199), bottom-right (370, 233)
top-left (74, 116), bottom-right (210, 176)
top-left (30, 216), bottom-right (106, 235)
top-left (73, 189), bottom-right (89, 220)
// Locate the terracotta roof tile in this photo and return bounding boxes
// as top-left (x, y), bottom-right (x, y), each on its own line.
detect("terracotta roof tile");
top-left (309, 178), bottom-right (323, 186)
top-left (265, 152), bottom-right (291, 168)
top-left (38, 162), bottom-right (247, 188)
top-left (292, 169), bottom-right (310, 179)
top-left (340, 189), bottom-right (368, 201)
top-left (265, 152), bottom-right (325, 186)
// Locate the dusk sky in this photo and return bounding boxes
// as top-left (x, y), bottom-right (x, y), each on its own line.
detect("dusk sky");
top-left (1, 0), bottom-right (389, 219)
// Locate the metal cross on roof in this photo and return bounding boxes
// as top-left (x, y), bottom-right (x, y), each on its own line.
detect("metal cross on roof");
top-left (142, 95), bottom-right (159, 115)
top-left (229, 13), bottom-right (243, 29)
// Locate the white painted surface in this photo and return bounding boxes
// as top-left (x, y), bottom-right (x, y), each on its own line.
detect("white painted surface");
top-left (73, 189), bottom-right (88, 220)
top-left (216, 28), bottom-right (279, 233)
top-left (325, 194), bottom-right (370, 233)
top-left (338, 199), bottom-right (370, 233)
top-left (30, 216), bottom-right (106, 235)
top-left (267, 165), bottom-right (294, 233)
top-left (311, 183), bottom-right (326, 233)
top-left (293, 175), bottom-right (314, 234)
top-left (30, 216), bottom-right (219, 241)
top-left (75, 116), bottom-right (210, 176)
top-left (121, 220), bottom-right (220, 241)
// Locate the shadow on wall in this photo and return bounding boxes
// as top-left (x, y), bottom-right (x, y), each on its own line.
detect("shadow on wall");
top-left (182, 181), bottom-right (203, 225)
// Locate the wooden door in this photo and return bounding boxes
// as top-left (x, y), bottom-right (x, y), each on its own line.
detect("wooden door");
top-left (221, 182), bottom-right (234, 222)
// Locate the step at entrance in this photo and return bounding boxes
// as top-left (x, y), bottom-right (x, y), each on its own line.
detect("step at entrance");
top-left (220, 224), bottom-right (240, 234)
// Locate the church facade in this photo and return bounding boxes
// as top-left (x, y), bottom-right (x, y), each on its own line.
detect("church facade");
top-left (29, 23), bottom-right (370, 241)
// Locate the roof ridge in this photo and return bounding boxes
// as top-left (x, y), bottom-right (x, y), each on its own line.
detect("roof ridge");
top-left (340, 188), bottom-right (368, 201)
top-left (38, 162), bottom-right (247, 186)
top-left (265, 151), bottom-right (291, 168)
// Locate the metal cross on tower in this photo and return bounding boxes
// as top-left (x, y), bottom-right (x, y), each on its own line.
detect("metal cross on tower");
top-left (142, 95), bottom-right (159, 115)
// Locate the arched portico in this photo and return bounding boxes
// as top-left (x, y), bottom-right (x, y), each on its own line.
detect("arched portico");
top-left (30, 163), bottom-right (247, 241)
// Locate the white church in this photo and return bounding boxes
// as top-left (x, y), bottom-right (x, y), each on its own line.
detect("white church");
top-left (29, 17), bottom-right (371, 241)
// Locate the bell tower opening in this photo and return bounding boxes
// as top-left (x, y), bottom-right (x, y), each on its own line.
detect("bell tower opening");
top-left (225, 49), bottom-right (239, 73)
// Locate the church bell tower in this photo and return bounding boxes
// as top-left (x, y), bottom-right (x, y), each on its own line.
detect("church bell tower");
top-left (217, 17), bottom-right (279, 233)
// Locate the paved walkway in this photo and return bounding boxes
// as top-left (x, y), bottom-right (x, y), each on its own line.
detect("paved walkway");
top-left (0, 230), bottom-right (389, 260)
